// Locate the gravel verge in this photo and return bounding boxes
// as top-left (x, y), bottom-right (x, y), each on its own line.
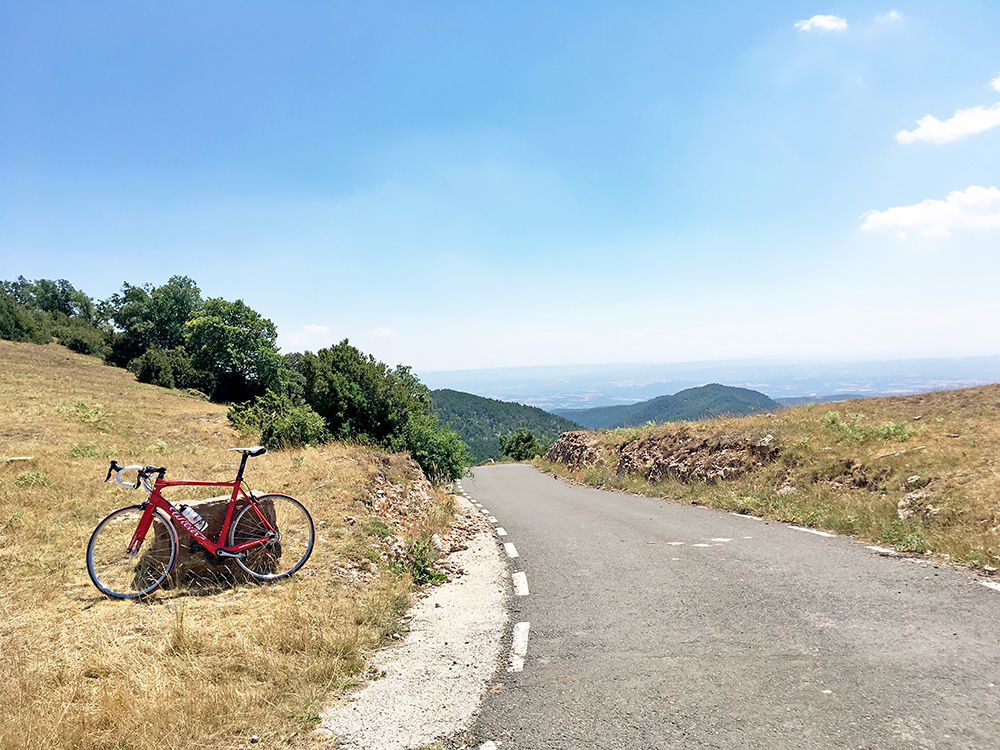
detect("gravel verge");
top-left (317, 499), bottom-right (508, 749)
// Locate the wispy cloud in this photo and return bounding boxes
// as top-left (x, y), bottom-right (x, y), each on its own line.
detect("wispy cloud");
top-left (794, 14), bottom-right (848, 32)
top-left (279, 324), bottom-right (338, 352)
top-left (861, 185), bottom-right (1000, 238)
top-left (369, 327), bottom-right (395, 338)
top-left (896, 103), bottom-right (1000, 144)
top-left (876, 10), bottom-right (903, 23)
top-left (991, 75), bottom-right (1000, 93)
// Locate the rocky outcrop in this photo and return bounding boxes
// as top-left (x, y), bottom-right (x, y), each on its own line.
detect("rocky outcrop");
top-left (615, 429), bottom-right (778, 484)
top-left (545, 427), bottom-right (779, 484)
top-left (544, 430), bottom-right (605, 470)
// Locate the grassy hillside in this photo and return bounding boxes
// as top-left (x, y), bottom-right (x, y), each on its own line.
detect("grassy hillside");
top-left (0, 340), bottom-right (457, 750)
top-left (554, 383), bottom-right (780, 429)
top-left (541, 384), bottom-right (1000, 569)
top-left (431, 388), bottom-right (580, 462)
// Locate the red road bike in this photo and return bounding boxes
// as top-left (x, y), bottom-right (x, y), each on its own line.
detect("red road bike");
top-left (87, 446), bottom-right (314, 599)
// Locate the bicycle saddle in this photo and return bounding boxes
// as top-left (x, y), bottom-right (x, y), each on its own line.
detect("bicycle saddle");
top-left (228, 446), bottom-right (267, 457)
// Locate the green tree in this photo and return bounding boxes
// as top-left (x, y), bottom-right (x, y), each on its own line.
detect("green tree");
top-left (185, 297), bottom-right (281, 403)
top-left (500, 428), bottom-right (545, 461)
top-left (299, 341), bottom-right (431, 444)
top-left (106, 276), bottom-right (202, 366)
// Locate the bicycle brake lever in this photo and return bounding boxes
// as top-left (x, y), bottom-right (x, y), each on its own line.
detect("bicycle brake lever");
top-left (106, 460), bottom-right (123, 483)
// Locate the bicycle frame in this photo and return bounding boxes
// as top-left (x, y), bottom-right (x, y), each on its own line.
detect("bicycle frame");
top-left (127, 476), bottom-right (275, 558)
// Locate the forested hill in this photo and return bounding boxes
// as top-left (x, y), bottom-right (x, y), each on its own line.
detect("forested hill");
top-left (552, 384), bottom-right (780, 430)
top-left (431, 389), bottom-right (580, 462)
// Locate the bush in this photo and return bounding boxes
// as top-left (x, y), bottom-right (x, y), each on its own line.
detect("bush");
top-left (128, 347), bottom-right (197, 389)
top-left (228, 390), bottom-right (330, 450)
top-left (402, 413), bottom-right (473, 483)
top-left (500, 428), bottom-right (545, 461)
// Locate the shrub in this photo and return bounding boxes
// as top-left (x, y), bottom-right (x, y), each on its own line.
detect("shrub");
top-left (128, 347), bottom-right (197, 389)
top-left (228, 390), bottom-right (330, 450)
top-left (500, 428), bottom-right (545, 461)
top-left (400, 413), bottom-right (472, 483)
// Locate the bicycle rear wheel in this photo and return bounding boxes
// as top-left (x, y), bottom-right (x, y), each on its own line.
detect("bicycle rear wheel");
top-left (228, 494), bottom-right (314, 580)
top-left (87, 506), bottom-right (177, 599)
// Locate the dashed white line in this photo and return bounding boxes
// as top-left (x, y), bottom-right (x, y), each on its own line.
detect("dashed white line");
top-left (481, 507), bottom-right (491, 514)
top-left (495, 527), bottom-right (508, 536)
top-left (980, 581), bottom-right (1000, 593)
top-left (488, 516), bottom-right (498, 523)
top-left (479, 742), bottom-right (499, 750)
top-left (790, 526), bottom-right (836, 538)
top-left (503, 543), bottom-right (519, 558)
top-left (729, 512), bottom-right (763, 521)
top-left (508, 621), bottom-right (530, 672)
top-left (512, 571), bottom-right (529, 596)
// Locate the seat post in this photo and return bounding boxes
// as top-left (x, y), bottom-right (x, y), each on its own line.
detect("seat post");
top-left (236, 452), bottom-right (250, 481)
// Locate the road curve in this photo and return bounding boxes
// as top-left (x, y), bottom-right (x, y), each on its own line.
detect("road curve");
top-left (463, 464), bottom-right (1000, 750)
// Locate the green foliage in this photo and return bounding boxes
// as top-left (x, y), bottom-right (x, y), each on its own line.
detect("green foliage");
top-left (556, 384), bottom-right (781, 430)
top-left (879, 520), bottom-right (928, 553)
top-left (228, 389), bottom-right (330, 449)
top-left (56, 399), bottom-right (108, 428)
top-left (15, 471), bottom-right (52, 487)
top-left (68, 442), bottom-right (117, 458)
top-left (0, 293), bottom-right (49, 343)
top-left (106, 276), bottom-right (202, 367)
top-left (298, 341), bottom-right (429, 443)
top-left (500, 427), bottom-right (545, 461)
top-left (430, 389), bottom-right (580, 462)
top-left (402, 413), bottom-right (473, 483)
top-left (185, 297), bottom-right (282, 403)
top-left (1, 277), bottom-right (105, 348)
top-left (822, 411), bottom-right (912, 443)
top-left (390, 540), bottom-right (447, 585)
top-left (128, 347), bottom-right (197, 389)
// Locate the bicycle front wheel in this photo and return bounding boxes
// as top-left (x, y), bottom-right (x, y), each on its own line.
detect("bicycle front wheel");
top-left (87, 506), bottom-right (178, 599)
top-left (229, 494), bottom-right (314, 580)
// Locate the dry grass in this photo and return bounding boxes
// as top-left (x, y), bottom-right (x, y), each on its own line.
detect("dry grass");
top-left (539, 384), bottom-right (1000, 569)
top-left (0, 341), bottom-right (454, 750)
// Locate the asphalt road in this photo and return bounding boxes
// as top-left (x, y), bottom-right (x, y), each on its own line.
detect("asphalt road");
top-left (460, 464), bottom-right (1000, 750)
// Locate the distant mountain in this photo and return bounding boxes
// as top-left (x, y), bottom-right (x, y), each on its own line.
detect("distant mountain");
top-left (417, 355), bottom-right (1000, 410)
top-left (775, 394), bottom-right (863, 407)
top-left (552, 384), bottom-right (780, 430)
top-left (431, 389), bottom-right (581, 462)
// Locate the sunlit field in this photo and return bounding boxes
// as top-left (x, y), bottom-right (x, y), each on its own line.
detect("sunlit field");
top-left (0, 340), bottom-right (454, 750)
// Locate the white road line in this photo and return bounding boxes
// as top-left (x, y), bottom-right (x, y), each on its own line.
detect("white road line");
top-left (790, 526), bottom-right (836, 538)
top-left (729, 512), bottom-right (763, 521)
top-left (504, 543), bottom-right (519, 558)
top-left (508, 622), bottom-right (530, 672)
top-left (512, 571), bottom-right (529, 596)
top-left (481, 507), bottom-right (491, 514)
top-left (488, 516), bottom-right (498, 523)
top-left (479, 742), bottom-right (499, 750)
top-left (496, 527), bottom-right (508, 536)
top-left (867, 545), bottom-right (898, 556)
top-left (980, 581), bottom-right (1000, 593)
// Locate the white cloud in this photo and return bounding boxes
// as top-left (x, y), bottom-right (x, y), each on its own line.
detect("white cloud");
top-left (794, 14), bottom-right (848, 32)
top-left (896, 103), bottom-right (1000, 144)
top-left (991, 74), bottom-right (1000, 93)
top-left (279, 324), bottom-right (338, 352)
top-left (861, 185), bottom-right (1000, 238)
top-left (369, 327), bottom-right (395, 338)
top-left (876, 10), bottom-right (903, 23)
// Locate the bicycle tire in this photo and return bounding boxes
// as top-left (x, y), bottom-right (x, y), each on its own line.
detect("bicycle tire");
top-left (228, 493), bottom-right (314, 580)
top-left (87, 505), bottom-right (178, 599)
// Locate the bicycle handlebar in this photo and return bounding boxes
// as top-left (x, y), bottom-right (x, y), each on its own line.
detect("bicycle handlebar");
top-left (105, 461), bottom-right (166, 491)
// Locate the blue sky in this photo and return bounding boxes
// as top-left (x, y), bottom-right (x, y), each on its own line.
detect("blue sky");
top-left (2, 1), bottom-right (999, 371)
